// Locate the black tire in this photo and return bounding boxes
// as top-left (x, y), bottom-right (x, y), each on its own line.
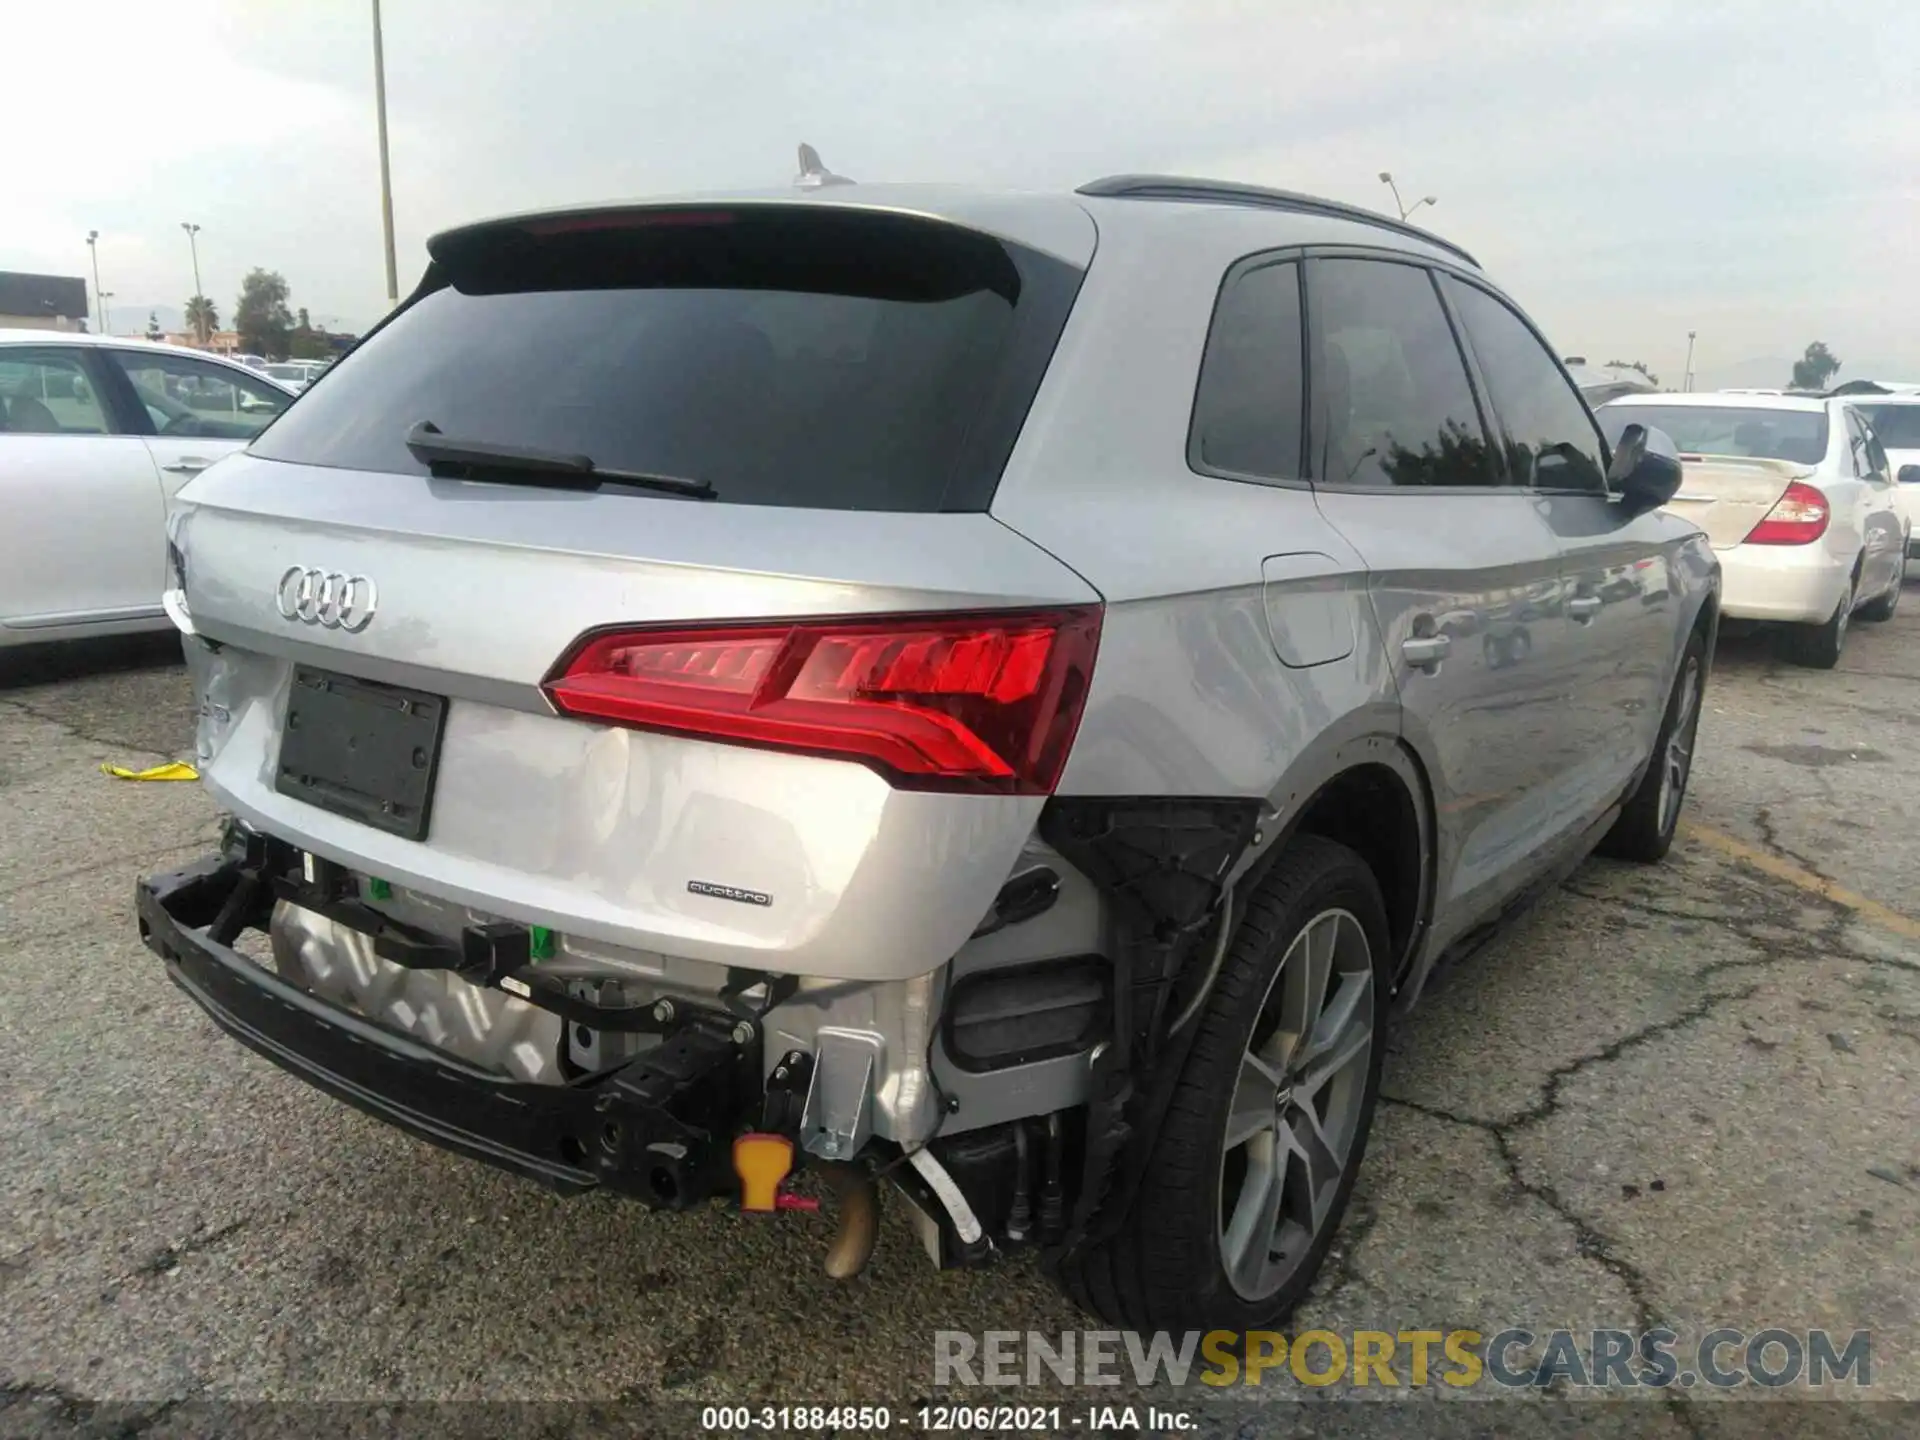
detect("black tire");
top-left (1777, 575), bottom-right (1854, 668)
top-left (1599, 629), bottom-right (1707, 863)
top-left (1053, 835), bottom-right (1391, 1332)
top-left (1857, 549), bottom-right (1905, 623)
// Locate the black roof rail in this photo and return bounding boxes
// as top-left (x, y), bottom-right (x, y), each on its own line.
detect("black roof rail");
top-left (1076, 174), bottom-right (1479, 268)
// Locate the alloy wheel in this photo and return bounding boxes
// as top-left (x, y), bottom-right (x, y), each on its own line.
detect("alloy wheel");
top-left (1657, 655), bottom-right (1701, 837)
top-left (1218, 908), bottom-right (1375, 1301)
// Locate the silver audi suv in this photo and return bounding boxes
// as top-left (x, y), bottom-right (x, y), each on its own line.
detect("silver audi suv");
top-left (140, 171), bottom-right (1714, 1331)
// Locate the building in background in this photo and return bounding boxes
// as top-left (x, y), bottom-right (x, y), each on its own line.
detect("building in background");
top-left (0, 272), bottom-right (89, 331)
top-left (160, 329), bottom-right (243, 356)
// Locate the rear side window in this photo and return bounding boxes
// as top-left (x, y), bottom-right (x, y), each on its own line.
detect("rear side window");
top-left (1307, 259), bottom-right (1496, 488)
top-left (251, 208), bottom-right (1083, 511)
top-left (1859, 403), bottom-right (1920, 449)
top-left (0, 351), bottom-right (110, 434)
top-left (1845, 412), bottom-right (1872, 476)
top-left (1442, 277), bottom-right (1608, 494)
top-left (1189, 260), bottom-right (1304, 482)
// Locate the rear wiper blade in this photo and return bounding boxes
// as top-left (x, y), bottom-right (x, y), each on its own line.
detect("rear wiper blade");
top-left (404, 421), bottom-right (715, 498)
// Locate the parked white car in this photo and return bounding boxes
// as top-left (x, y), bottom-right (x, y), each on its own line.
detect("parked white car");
top-left (260, 360), bottom-right (332, 392)
top-left (0, 331), bottom-right (295, 647)
top-left (1846, 395), bottom-right (1920, 557)
top-left (1597, 391), bottom-right (1907, 668)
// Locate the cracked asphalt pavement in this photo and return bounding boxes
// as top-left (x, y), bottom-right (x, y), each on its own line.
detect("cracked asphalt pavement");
top-left (3, 609), bottom-right (1918, 1435)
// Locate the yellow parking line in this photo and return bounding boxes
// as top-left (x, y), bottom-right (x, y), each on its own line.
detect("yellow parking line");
top-left (1679, 820), bottom-right (1920, 942)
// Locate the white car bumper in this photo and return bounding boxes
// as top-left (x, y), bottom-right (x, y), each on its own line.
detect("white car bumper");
top-left (1718, 543), bottom-right (1852, 624)
top-left (1896, 487), bottom-right (1920, 555)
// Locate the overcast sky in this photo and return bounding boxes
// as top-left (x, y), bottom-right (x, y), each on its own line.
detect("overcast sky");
top-left (13, 0), bottom-right (1918, 383)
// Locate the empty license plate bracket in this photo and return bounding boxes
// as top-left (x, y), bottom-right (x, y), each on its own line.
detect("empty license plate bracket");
top-left (275, 667), bottom-right (447, 841)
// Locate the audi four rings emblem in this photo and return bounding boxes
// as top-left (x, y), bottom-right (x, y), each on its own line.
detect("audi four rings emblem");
top-left (276, 567), bottom-right (378, 632)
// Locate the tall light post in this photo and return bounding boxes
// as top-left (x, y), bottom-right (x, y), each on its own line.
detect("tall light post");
top-left (371, 0), bottom-right (399, 309)
top-left (181, 222), bottom-right (204, 301)
top-left (1684, 331), bottom-right (1697, 392)
top-left (1377, 171), bottom-right (1437, 223)
top-left (85, 230), bottom-right (102, 333)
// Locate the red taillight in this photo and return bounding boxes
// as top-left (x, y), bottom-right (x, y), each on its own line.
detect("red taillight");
top-left (1744, 481), bottom-right (1830, 545)
top-left (543, 608), bottom-right (1103, 795)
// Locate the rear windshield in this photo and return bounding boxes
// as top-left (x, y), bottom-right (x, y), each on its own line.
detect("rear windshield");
top-left (251, 207), bottom-right (1083, 511)
top-left (1857, 403), bottom-right (1920, 450)
top-left (1597, 404), bottom-right (1829, 465)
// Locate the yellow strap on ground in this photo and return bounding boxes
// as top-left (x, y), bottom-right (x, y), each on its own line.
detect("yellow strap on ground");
top-left (100, 761), bottom-right (200, 782)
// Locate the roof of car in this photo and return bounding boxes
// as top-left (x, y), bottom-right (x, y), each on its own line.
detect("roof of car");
top-left (0, 329), bottom-right (228, 358)
top-left (1604, 390), bottom-right (1833, 413)
top-left (427, 178), bottom-right (1477, 274)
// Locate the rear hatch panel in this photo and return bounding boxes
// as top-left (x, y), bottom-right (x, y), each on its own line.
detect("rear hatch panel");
top-left (173, 199), bottom-right (1102, 983)
top-left (179, 463), bottom-right (1098, 982)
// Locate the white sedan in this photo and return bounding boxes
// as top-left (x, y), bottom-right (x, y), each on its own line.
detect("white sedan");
top-left (1846, 395), bottom-right (1920, 557)
top-left (1597, 391), bottom-right (1908, 668)
top-left (0, 331), bottom-right (295, 648)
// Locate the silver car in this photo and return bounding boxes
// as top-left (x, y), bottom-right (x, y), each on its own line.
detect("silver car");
top-left (140, 174), bottom-right (1714, 1331)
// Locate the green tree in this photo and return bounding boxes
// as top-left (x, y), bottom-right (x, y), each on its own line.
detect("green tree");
top-left (286, 305), bottom-right (332, 361)
top-left (234, 269), bottom-right (295, 359)
top-left (145, 311), bottom-right (164, 342)
top-left (1790, 342), bottom-right (1841, 392)
top-left (184, 295), bottom-right (218, 345)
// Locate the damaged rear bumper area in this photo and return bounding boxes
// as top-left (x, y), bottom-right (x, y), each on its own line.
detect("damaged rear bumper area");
top-left (135, 849), bottom-right (763, 1210)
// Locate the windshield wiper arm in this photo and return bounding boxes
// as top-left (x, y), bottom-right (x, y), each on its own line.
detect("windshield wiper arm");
top-left (404, 421), bottom-right (715, 498)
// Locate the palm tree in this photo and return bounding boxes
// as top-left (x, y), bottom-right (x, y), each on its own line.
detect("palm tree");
top-left (184, 295), bottom-right (219, 346)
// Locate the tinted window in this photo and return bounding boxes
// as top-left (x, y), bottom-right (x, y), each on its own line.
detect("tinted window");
top-left (252, 208), bottom-right (1082, 512)
top-left (1844, 412), bottom-right (1872, 476)
top-left (1857, 403), bottom-right (1920, 449)
top-left (1444, 277), bottom-right (1607, 493)
top-left (0, 350), bottom-right (110, 434)
top-left (1190, 260), bottom-right (1303, 480)
top-left (107, 351), bottom-right (291, 440)
top-left (1308, 259), bottom-right (1494, 487)
top-left (1596, 405), bottom-right (1829, 465)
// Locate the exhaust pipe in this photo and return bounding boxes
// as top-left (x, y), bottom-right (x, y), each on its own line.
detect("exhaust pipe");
top-left (817, 1161), bottom-right (879, 1280)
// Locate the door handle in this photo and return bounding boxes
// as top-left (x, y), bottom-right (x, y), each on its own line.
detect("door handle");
top-left (1569, 595), bottom-right (1602, 621)
top-left (162, 458), bottom-right (212, 475)
top-left (1401, 634), bottom-right (1451, 670)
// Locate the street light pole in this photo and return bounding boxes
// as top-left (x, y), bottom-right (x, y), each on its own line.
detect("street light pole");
top-left (1377, 171), bottom-right (1437, 223)
top-left (371, 0), bottom-right (399, 309)
top-left (85, 230), bottom-right (102, 333)
top-left (1684, 331), bottom-right (1697, 393)
top-left (182, 222), bottom-right (203, 301)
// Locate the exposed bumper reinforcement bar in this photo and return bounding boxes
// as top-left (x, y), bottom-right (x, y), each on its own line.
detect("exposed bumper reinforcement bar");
top-left (135, 854), bottom-right (756, 1208)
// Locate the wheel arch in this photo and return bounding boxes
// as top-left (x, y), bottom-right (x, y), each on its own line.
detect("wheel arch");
top-left (1237, 732), bottom-right (1436, 1016)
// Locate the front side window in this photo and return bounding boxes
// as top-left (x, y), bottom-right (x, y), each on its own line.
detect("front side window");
top-left (1856, 403), bottom-right (1920, 450)
top-left (0, 350), bottom-right (110, 434)
top-left (1443, 277), bottom-right (1608, 493)
top-left (1189, 259), bottom-right (1305, 482)
top-left (105, 351), bottom-right (292, 440)
top-left (1307, 259), bottom-right (1496, 488)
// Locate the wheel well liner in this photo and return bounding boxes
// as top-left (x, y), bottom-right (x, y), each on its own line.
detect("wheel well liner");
top-left (1272, 762), bottom-right (1423, 987)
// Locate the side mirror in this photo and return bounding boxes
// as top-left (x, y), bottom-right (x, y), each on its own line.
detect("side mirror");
top-left (1606, 424), bottom-right (1683, 515)
top-left (1900, 464), bottom-right (1920, 486)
